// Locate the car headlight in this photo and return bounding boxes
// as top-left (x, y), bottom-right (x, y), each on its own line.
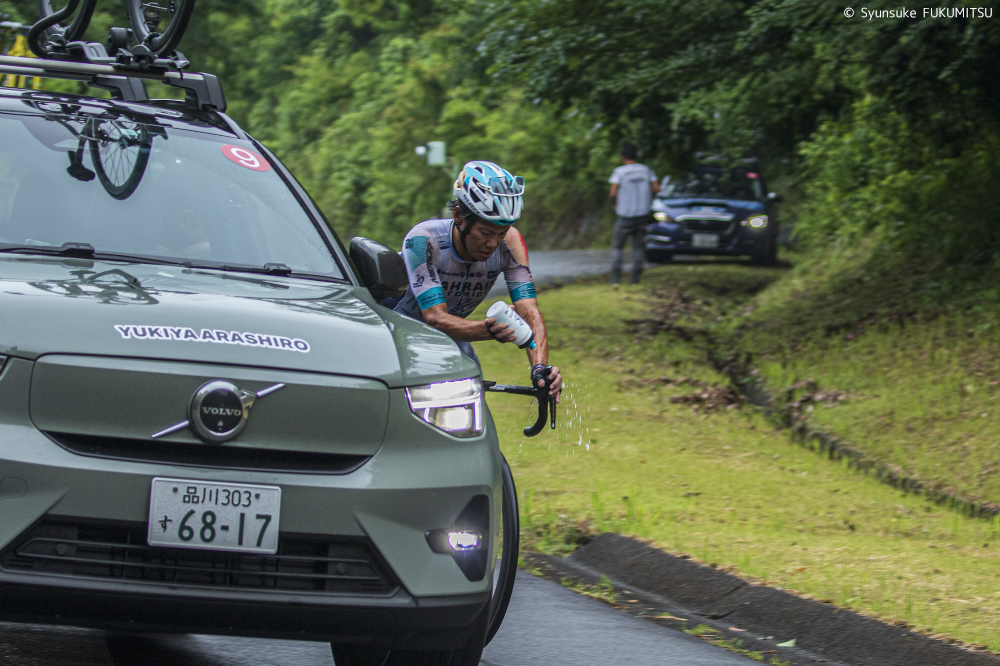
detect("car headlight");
top-left (406, 377), bottom-right (484, 437)
top-left (744, 215), bottom-right (768, 228)
top-left (653, 212), bottom-right (671, 222)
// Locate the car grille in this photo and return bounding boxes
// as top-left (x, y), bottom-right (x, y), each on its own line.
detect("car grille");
top-left (679, 217), bottom-right (734, 234)
top-left (45, 432), bottom-right (370, 475)
top-left (0, 519), bottom-right (398, 596)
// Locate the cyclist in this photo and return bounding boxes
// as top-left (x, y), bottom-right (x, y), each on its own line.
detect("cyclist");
top-left (392, 160), bottom-right (562, 402)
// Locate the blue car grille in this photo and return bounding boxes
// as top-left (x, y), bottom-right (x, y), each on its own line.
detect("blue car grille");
top-left (679, 217), bottom-right (733, 234)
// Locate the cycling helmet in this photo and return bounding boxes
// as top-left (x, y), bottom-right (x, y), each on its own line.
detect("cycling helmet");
top-left (453, 160), bottom-right (524, 224)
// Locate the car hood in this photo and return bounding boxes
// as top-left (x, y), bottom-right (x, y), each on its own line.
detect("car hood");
top-left (0, 256), bottom-right (476, 387)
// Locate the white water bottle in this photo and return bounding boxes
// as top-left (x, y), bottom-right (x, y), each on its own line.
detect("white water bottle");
top-left (486, 301), bottom-right (536, 350)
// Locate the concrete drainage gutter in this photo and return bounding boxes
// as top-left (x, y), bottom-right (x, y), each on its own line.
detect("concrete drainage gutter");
top-left (524, 533), bottom-right (1000, 666)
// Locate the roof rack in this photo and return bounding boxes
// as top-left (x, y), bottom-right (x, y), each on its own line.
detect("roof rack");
top-left (0, 53), bottom-right (225, 112)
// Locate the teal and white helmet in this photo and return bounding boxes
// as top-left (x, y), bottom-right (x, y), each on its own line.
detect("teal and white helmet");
top-left (453, 160), bottom-right (524, 224)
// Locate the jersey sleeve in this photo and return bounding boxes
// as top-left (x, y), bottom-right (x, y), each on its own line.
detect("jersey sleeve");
top-left (402, 228), bottom-right (446, 311)
top-left (608, 166), bottom-right (622, 184)
top-left (500, 242), bottom-right (536, 303)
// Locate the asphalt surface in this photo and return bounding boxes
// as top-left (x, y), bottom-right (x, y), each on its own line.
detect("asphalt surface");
top-left (0, 573), bottom-right (758, 665)
top-left (481, 574), bottom-right (758, 666)
top-left (487, 248), bottom-right (630, 297)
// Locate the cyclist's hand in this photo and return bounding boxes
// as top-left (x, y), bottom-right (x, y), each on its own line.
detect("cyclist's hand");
top-left (533, 365), bottom-right (562, 403)
top-left (485, 317), bottom-right (516, 343)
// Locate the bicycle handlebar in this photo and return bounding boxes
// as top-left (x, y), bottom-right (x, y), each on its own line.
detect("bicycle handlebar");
top-left (483, 379), bottom-right (557, 437)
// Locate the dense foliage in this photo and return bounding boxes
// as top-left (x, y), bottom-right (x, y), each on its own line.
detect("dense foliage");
top-left (6, 0), bottom-right (1000, 259)
top-left (484, 0), bottom-right (1000, 259)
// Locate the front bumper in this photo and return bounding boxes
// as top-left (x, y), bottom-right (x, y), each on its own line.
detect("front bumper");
top-left (0, 357), bottom-right (501, 644)
top-left (645, 230), bottom-right (772, 256)
top-left (0, 570), bottom-right (489, 647)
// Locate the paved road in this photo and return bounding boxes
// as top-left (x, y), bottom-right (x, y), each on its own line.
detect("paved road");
top-left (0, 573), bottom-right (756, 665)
top-left (488, 248), bottom-right (629, 297)
top-left (483, 574), bottom-right (757, 666)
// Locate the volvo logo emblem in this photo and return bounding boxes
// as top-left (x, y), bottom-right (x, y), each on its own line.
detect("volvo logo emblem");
top-left (150, 381), bottom-right (285, 442)
top-left (191, 380), bottom-right (251, 442)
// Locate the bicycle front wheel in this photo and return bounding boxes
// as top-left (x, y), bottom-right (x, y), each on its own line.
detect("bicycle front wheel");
top-left (126, 0), bottom-right (196, 56)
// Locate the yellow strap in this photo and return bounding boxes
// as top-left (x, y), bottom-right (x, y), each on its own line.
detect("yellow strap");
top-left (2, 35), bottom-right (43, 89)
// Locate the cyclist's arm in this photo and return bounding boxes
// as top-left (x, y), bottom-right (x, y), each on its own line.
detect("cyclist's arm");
top-left (421, 303), bottom-right (512, 342)
top-left (505, 228), bottom-right (562, 399)
top-left (512, 298), bottom-right (548, 365)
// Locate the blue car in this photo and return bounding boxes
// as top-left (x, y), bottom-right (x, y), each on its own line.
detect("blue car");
top-left (644, 165), bottom-right (779, 265)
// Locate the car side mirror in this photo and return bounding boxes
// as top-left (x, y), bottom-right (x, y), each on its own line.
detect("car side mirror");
top-left (349, 237), bottom-right (408, 301)
top-left (767, 192), bottom-right (781, 202)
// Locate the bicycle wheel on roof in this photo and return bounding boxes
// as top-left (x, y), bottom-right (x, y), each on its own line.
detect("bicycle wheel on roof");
top-left (126, 0), bottom-right (195, 56)
top-left (34, 0), bottom-right (97, 45)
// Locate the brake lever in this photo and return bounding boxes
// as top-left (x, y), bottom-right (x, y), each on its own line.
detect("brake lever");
top-left (483, 379), bottom-right (556, 437)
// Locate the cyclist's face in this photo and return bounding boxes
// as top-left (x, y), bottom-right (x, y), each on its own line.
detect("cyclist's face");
top-left (455, 214), bottom-right (509, 262)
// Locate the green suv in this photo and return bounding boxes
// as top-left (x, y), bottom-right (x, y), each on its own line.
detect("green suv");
top-left (0, 85), bottom-right (504, 665)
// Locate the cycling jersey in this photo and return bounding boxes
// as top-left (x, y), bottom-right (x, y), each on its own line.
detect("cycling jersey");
top-left (393, 218), bottom-right (536, 322)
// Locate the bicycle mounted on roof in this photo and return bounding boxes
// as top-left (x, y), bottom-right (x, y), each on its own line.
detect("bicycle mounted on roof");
top-left (0, 0), bottom-right (222, 111)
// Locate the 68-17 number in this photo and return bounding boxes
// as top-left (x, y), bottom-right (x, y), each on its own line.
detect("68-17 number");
top-left (177, 509), bottom-right (272, 547)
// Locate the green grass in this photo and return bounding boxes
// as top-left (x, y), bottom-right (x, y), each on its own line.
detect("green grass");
top-left (558, 573), bottom-right (618, 605)
top-left (727, 241), bottom-right (1000, 506)
top-left (476, 264), bottom-right (1000, 651)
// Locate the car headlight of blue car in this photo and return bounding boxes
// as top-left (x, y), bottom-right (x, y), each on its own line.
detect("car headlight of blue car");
top-left (743, 215), bottom-right (768, 228)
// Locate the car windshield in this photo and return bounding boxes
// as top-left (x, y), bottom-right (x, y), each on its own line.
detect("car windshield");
top-left (0, 99), bottom-right (343, 279)
top-left (660, 168), bottom-right (764, 201)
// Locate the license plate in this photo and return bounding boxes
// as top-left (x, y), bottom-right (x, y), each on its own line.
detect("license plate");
top-left (692, 233), bottom-right (720, 249)
top-left (147, 478), bottom-right (281, 554)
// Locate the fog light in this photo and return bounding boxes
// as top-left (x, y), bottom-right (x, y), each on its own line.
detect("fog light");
top-left (653, 211), bottom-right (670, 222)
top-left (425, 495), bottom-right (490, 581)
top-left (746, 215), bottom-right (768, 228)
top-left (448, 531), bottom-right (482, 551)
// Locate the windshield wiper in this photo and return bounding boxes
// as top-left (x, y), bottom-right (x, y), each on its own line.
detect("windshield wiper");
top-left (178, 261), bottom-right (308, 278)
top-left (0, 244), bottom-right (332, 281)
top-left (0, 244), bottom-right (192, 266)
top-left (0, 242), bottom-right (96, 258)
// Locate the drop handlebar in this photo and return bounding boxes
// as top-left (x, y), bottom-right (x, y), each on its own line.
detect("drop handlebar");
top-left (483, 376), bottom-right (557, 437)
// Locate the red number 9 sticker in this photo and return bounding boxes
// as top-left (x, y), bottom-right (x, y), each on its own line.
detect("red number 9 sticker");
top-left (221, 144), bottom-right (271, 172)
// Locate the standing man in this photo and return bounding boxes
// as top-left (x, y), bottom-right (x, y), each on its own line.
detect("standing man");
top-left (608, 142), bottom-right (659, 284)
top-left (392, 160), bottom-right (562, 402)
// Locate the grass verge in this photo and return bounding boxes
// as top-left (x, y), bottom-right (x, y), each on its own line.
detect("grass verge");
top-left (725, 240), bottom-right (1000, 508)
top-left (476, 261), bottom-right (1000, 652)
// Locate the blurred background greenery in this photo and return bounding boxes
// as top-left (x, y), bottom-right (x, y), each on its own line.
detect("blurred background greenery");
top-left (6, 0), bottom-right (1000, 268)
